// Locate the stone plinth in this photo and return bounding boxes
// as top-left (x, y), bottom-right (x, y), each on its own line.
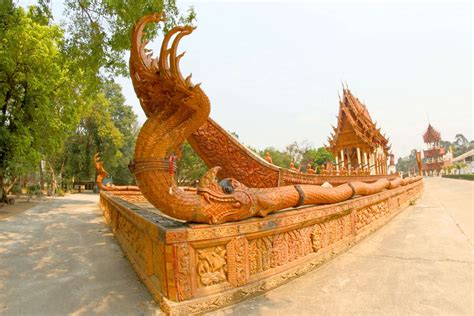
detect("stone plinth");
top-left (99, 180), bottom-right (423, 315)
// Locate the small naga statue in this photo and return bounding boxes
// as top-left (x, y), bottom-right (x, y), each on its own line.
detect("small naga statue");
top-left (264, 152), bottom-right (273, 164)
top-left (129, 13), bottom-right (421, 224)
top-left (289, 162), bottom-right (300, 173)
top-left (94, 153), bottom-right (139, 191)
top-left (306, 164), bottom-right (316, 174)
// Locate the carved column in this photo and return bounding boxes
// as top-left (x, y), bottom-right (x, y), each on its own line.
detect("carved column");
top-left (340, 150), bottom-right (344, 168)
top-left (347, 148), bottom-right (352, 173)
top-left (363, 152), bottom-right (368, 170)
top-left (335, 156), bottom-right (339, 173)
top-left (376, 156), bottom-right (380, 175)
top-left (357, 147), bottom-right (362, 167)
top-left (370, 153), bottom-right (376, 175)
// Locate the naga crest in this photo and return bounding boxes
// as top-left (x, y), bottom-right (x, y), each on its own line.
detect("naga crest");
top-left (130, 13), bottom-right (262, 224)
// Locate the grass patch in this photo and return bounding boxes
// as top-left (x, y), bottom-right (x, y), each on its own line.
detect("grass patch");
top-left (442, 174), bottom-right (474, 181)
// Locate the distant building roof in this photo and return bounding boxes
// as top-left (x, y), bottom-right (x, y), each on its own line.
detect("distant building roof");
top-left (423, 124), bottom-right (441, 143)
top-left (327, 88), bottom-right (390, 153)
top-left (452, 149), bottom-right (474, 163)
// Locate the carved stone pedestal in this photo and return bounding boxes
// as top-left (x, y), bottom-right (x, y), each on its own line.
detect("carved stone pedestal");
top-left (99, 180), bottom-right (423, 315)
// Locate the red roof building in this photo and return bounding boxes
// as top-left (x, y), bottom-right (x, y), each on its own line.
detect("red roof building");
top-left (422, 124), bottom-right (446, 175)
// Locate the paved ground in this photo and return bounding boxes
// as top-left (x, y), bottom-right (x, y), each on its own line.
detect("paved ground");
top-left (0, 177), bottom-right (472, 315)
top-left (0, 194), bottom-right (158, 315)
top-left (214, 177), bottom-right (473, 315)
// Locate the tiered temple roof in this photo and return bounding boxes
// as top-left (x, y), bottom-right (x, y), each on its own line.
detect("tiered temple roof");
top-left (423, 124), bottom-right (441, 144)
top-left (327, 88), bottom-right (390, 154)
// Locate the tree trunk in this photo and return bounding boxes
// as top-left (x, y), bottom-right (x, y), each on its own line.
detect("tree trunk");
top-left (0, 169), bottom-right (7, 203)
top-left (39, 161), bottom-right (44, 191)
top-left (5, 177), bottom-right (17, 195)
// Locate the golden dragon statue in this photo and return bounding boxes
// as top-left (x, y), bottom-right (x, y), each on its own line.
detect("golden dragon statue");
top-left (94, 153), bottom-right (139, 191)
top-left (126, 13), bottom-right (421, 225)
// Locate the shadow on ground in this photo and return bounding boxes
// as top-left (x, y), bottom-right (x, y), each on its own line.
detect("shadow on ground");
top-left (0, 194), bottom-right (160, 315)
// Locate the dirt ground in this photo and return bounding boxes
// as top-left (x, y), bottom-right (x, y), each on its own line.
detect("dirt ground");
top-left (0, 196), bottom-right (50, 220)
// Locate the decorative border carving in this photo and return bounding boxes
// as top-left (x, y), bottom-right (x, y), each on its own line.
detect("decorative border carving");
top-left (227, 237), bottom-right (249, 287)
top-left (175, 243), bottom-right (193, 300)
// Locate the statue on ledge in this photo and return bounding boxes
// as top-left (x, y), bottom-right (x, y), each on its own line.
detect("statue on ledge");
top-left (264, 152), bottom-right (273, 164)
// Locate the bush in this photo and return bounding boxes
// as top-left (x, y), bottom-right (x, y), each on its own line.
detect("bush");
top-left (442, 174), bottom-right (474, 181)
top-left (27, 184), bottom-right (40, 195)
top-left (56, 188), bottom-right (65, 197)
top-left (11, 184), bottom-right (21, 194)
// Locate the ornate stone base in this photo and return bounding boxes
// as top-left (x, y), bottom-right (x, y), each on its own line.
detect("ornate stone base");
top-left (99, 180), bottom-right (423, 315)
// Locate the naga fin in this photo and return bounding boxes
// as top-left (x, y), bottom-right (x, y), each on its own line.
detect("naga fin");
top-left (198, 166), bottom-right (222, 189)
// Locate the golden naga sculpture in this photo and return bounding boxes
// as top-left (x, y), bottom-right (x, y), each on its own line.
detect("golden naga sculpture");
top-left (94, 153), bottom-right (139, 191)
top-left (129, 13), bottom-right (421, 224)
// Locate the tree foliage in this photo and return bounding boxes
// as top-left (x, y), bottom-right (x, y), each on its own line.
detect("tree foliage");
top-left (63, 0), bottom-right (195, 80)
top-left (0, 4), bottom-right (83, 200)
top-left (0, 0), bottom-right (188, 199)
top-left (396, 149), bottom-right (419, 175)
top-left (59, 81), bottom-right (139, 186)
top-left (260, 143), bottom-right (334, 172)
top-left (176, 142), bottom-right (207, 186)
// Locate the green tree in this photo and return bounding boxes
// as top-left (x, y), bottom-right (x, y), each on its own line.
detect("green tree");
top-left (176, 142), bottom-right (208, 186)
top-left (0, 4), bottom-right (83, 201)
top-left (63, 88), bottom-right (123, 183)
top-left (260, 147), bottom-right (292, 168)
top-left (104, 81), bottom-right (139, 184)
top-left (454, 134), bottom-right (468, 148)
top-left (62, 0), bottom-right (195, 81)
top-left (396, 149), bottom-right (419, 175)
top-left (302, 147), bottom-right (334, 171)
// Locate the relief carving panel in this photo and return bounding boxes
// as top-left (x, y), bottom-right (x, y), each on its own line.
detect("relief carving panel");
top-left (196, 246), bottom-right (227, 287)
top-left (249, 236), bottom-right (273, 275)
top-left (117, 214), bottom-right (144, 260)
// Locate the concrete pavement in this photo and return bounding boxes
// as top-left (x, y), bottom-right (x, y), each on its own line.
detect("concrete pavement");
top-left (213, 177), bottom-right (473, 315)
top-left (0, 178), bottom-right (472, 315)
top-left (0, 193), bottom-right (158, 315)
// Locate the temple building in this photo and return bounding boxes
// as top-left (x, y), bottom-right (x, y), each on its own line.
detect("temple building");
top-left (327, 88), bottom-right (390, 175)
top-left (422, 124), bottom-right (446, 176)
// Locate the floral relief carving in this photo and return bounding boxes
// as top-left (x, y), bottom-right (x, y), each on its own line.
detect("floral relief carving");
top-left (271, 228), bottom-right (312, 268)
top-left (311, 223), bottom-right (325, 252)
top-left (196, 246), bottom-right (227, 287)
top-left (249, 236), bottom-right (273, 275)
top-left (342, 214), bottom-right (353, 237)
top-left (311, 214), bottom-right (352, 252)
top-left (356, 200), bottom-right (389, 230)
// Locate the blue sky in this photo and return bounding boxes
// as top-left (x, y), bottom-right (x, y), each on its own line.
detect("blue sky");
top-left (19, 0), bottom-right (473, 158)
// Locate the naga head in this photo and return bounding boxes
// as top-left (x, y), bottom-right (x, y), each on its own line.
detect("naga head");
top-left (130, 13), bottom-right (210, 148)
top-left (194, 167), bottom-right (257, 224)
